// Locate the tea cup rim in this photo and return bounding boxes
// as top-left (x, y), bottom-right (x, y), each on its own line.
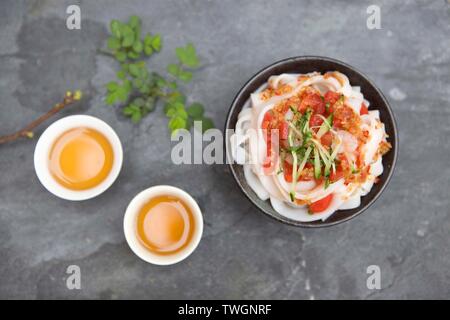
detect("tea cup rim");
top-left (34, 114), bottom-right (123, 201)
top-left (123, 185), bottom-right (204, 266)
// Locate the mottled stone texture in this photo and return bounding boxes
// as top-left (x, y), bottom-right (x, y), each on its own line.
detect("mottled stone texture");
top-left (0, 0), bottom-right (449, 299)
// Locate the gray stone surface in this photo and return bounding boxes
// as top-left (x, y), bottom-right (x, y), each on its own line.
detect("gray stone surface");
top-left (0, 0), bottom-right (449, 299)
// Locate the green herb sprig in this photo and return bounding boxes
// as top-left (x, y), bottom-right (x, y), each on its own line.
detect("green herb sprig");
top-left (104, 16), bottom-right (214, 134)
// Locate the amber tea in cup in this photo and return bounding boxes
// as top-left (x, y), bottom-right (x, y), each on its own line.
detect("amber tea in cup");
top-left (48, 127), bottom-right (114, 190)
top-left (136, 195), bottom-right (195, 255)
top-left (123, 185), bottom-right (203, 265)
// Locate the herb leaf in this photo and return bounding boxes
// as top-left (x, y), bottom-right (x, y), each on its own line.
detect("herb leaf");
top-left (151, 34), bottom-right (162, 52)
top-left (104, 15), bottom-right (213, 134)
top-left (167, 64), bottom-right (180, 77)
top-left (107, 37), bottom-right (121, 50)
top-left (176, 43), bottom-right (200, 68)
top-left (178, 70), bottom-right (193, 82)
top-left (199, 117), bottom-right (214, 132)
top-left (110, 20), bottom-right (122, 38)
top-left (187, 103), bottom-right (204, 120)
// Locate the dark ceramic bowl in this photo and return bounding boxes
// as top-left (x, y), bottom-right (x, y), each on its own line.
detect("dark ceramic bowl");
top-left (225, 56), bottom-right (398, 227)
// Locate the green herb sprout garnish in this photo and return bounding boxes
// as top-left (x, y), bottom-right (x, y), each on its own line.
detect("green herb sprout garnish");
top-left (351, 162), bottom-right (359, 174)
top-left (324, 177), bottom-right (330, 189)
top-left (316, 114), bottom-right (333, 138)
top-left (289, 192), bottom-right (295, 202)
top-left (313, 147), bottom-right (322, 179)
top-left (288, 127), bottom-right (298, 202)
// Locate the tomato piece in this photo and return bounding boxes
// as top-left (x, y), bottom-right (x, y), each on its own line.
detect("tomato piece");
top-left (279, 121), bottom-right (289, 140)
top-left (314, 101), bottom-right (326, 115)
top-left (320, 131), bottom-right (333, 147)
top-left (263, 137), bottom-right (274, 170)
top-left (266, 136), bottom-right (272, 156)
top-left (329, 169), bottom-right (344, 182)
top-left (327, 105), bottom-right (334, 114)
top-left (261, 111), bottom-right (273, 130)
top-left (324, 91), bottom-right (341, 115)
top-left (263, 111), bottom-right (273, 122)
top-left (284, 173), bottom-right (292, 182)
top-left (309, 114), bottom-right (324, 129)
top-left (262, 112), bottom-right (273, 156)
top-left (280, 139), bottom-right (289, 150)
top-left (360, 103), bottom-right (369, 115)
top-left (263, 158), bottom-right (272, 168)
top-left (309, 194), bottom-right (333, 213)
top-left (324, 91), bottom-right (340, 105)
top-left (299, 93), bottom-right (325, 114)
top-left (333, 118), bottom-right (342, 129)
top-left (283, 161), bottom-right (293, 182)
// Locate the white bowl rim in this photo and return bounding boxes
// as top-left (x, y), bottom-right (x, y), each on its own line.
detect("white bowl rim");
top-left (33, 115), bottom-right (123, 201)
top-left (123, 185), bottom-right (203, 266)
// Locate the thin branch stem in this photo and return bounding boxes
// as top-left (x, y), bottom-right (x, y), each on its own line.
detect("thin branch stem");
top-left (0, 91), bottom-right (82, 145)
top-left (97, 49), bottom-right (115, 58)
